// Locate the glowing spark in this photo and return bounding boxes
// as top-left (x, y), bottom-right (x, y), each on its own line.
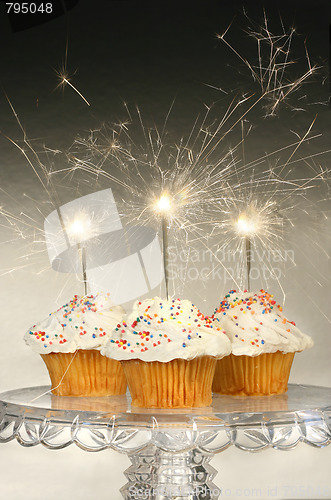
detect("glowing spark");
top-left (233, 209), bottom-right (261, 291)
top-left (62, 77), bottom-right (90, 106)
top-left (235, 213), bottom-right (258, 235)
top-left (56, 69), bottom-right (90, 106)
top-left (67, 217), bottom-right (90, 240)
top-left (154, 194), bottom-right (172, 214)
top-left (153, 193), bottom-right (173, 300)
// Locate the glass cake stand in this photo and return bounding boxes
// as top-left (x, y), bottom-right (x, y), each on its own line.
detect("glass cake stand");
top-left (0, 384), bottom-right (330, 499)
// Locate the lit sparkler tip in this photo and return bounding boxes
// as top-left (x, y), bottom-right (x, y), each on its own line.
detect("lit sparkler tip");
top-left (235, 211), bottom-right (259, 236)
top-left (68, 218), bottom-right (85, 235)
top-left (67, 216), bottom-right (91, 240)
top-left (154, 193), bottom-right (172, 214)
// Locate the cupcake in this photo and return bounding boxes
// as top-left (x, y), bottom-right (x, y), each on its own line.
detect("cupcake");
top-left (24, 293), bottom-right (127, 397)
top-left (212, 290), bottom-right (314, 396)
top-left (101, 297), bottom-right (231, 408)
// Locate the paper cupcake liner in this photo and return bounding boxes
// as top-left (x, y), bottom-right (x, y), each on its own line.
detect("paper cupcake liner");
top-left (41, 349), bottom-right (127, 397)
top-left (121, 356), bottom-right (216, 408)
top-left (212, 351), bottom-right (295, 396)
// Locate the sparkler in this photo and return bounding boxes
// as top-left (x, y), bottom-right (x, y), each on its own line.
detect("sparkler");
top-left (66, 216), bottom-right (90, 296)
top-left (211, 147), bottom-right (330, 299)
top-left (66, 114), bottom-right (239, 305)
top-left (153, 193), bottom-right (173, 300)
top-left (235, 212), bottom-right (255, 291)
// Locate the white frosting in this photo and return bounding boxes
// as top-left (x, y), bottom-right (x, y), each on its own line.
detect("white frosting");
top-left (213, 290), bottom-right (314, 356)
top-left (101, 297), bottom-right (231, 362)
top-left (24, 293), bottom-right (125, 354)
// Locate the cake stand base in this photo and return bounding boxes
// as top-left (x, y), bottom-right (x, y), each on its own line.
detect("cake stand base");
top-left (1, 385), bottom-right (330, 499)
top-left (121, 445), bottom-right (219, 500)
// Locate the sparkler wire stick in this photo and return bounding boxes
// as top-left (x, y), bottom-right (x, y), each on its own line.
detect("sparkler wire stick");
top-left (245, 236), bottom-right (251, 291)
top-left (77, 242), bottom-right (88, 296)
top-left (241, 119), bottom-right (251, 291)
top-left (154, 193), bottom-right (172, 300)
top-left (162, 216), bottom-right (169, 301)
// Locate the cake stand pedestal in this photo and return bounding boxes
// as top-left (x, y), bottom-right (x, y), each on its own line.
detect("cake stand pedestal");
top-left (1, 384), bottom-right (330, 499)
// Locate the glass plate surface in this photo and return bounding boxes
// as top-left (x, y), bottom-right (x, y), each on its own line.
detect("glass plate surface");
top-left (1, 384), bottom-right (330, 453)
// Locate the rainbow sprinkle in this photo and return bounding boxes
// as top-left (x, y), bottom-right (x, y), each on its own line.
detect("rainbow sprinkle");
top-left (213, 289), bottom-right (295, 348)
top-left (111, 298), bottom-right (226, 353)
top-left (28, 294), bottom-right (111, 349)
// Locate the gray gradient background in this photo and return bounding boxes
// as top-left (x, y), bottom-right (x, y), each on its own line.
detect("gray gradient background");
top-left (0, 1), bottom-right (330, 498)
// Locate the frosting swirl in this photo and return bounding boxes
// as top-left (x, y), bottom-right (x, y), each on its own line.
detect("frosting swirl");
top-left (101, 296), bottom-right (231, 362)
top-left (213, 290), bottom-right (313, 356)
top-left (24, 293), bottom-right (125, 354)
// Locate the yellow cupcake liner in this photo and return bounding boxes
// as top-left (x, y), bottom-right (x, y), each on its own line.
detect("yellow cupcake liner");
top-left (212, 351), bottom-right (295, 396)
top-left (41, 349), bottom-right (127, 397)
top-left (121, 356), bottom-right (216, 408)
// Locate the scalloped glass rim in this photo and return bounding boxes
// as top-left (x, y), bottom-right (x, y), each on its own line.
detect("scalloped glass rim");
top-left (1, 384), bottom-right (330, 453)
